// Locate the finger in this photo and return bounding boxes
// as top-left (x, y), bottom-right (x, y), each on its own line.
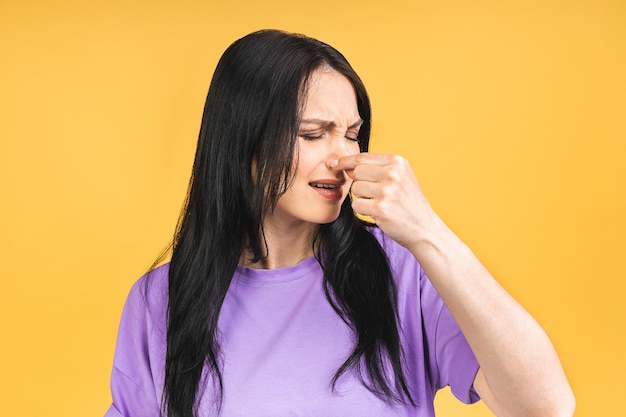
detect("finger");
top-left (351, 163), bottom-right (392, 182)
top-left (330, 152), bottom-right (391, 171)
top-left (350, 196), bottom-right (377, 220)
top-left (350, 180), bottom-right (379, 200)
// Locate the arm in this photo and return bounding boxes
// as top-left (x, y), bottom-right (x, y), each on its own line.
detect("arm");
top-left (332, 153), bottom-right (575, 417)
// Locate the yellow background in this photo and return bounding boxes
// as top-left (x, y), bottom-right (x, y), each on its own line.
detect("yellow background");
top-left (1, 0), bottom-right (624, 415)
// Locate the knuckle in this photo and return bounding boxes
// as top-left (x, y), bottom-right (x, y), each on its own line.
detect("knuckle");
top-left (389, 155), bottom-right (404, 165)
top-left (387, 169), bottom-right (401, 182)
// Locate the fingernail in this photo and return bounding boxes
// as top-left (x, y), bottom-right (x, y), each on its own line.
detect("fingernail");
top-left (330, 159), bottom-right (338, 168)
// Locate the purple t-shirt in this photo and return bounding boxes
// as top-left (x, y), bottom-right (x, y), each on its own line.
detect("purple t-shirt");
top-left (105, 229), bottom-right (480, 416)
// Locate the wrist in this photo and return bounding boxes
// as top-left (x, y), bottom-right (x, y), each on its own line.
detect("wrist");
top-left (407, 215), bottom-right (471, 270)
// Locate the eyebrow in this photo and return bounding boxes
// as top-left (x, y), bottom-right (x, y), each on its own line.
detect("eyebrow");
top-left (299, 118), bottom-right (364, 129)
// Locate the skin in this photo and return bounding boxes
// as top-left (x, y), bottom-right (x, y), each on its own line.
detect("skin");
top-left (250, 67), bottom-right (576, 416)
top-left (248, 68), bottom-right (361, 269)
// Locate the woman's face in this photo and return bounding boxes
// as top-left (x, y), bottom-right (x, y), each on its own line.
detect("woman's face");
top-left (267, 68), bottom-right (362, 230)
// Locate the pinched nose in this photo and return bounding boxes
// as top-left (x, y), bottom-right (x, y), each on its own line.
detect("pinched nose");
top-left (326, 154), bottom-right (354, 171)
top-left (325, 139), bottom-right (359, 169)
top-left (326, 157), bottom-right (356, 181)
top-left (326, 157), bottom-right (338, 170)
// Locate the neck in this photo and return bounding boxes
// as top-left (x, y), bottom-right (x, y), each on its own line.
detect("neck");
top-left (240, 219), bottom-right (319, 270)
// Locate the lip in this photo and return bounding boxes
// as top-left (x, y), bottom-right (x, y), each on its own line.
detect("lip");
top-left (308, 179), bottom-right (346, 201)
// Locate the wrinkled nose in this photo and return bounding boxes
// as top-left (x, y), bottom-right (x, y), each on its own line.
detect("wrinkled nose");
top-left (326, 137), bottom-right (358, 169)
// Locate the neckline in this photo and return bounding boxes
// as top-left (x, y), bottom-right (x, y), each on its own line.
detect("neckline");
top-left (234, 255), bottom-right (321, 285)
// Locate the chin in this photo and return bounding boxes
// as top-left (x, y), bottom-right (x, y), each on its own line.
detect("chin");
top-left (315, 210), bottom-right (343, 225)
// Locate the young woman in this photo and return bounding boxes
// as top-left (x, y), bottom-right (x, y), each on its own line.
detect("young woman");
top-left (105, 29), bottom-right (575, 417)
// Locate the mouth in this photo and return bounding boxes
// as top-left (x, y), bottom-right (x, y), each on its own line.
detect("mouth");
top-left (309, 180), bottom-right (345, 201)
top-left (309, 182), bottom-right (339, 190)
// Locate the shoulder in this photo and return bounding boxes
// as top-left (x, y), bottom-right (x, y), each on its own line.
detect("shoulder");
top-left (366, 226), bottom-right (446, 315)
top-left (139, 263), bottom-right (169, 296)
top-left (114, 263), bottom-right (170, 364)
top-left (366, 225), bottom-right (399, 256)
top-left (366, 226), bottom-right (424, 278)
top-left (122, 263), bottom-right (170, 324)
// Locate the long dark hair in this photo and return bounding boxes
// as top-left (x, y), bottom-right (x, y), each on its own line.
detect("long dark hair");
top-left (163, 29), bottom-right (414, 417)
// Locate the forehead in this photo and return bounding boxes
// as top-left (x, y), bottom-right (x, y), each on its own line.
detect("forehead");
top-left (301, 68), bottom-right (359, 118)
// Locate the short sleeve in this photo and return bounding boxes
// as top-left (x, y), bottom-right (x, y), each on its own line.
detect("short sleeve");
top-left (418, 266), bottom-right (480, 403)
top-left (105, 267), bottom-right (169, 417)
top-left (433, 303), bottom-right (481, 403)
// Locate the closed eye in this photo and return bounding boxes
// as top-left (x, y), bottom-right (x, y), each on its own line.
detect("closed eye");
top-left (299, 133), bottom-right (324, 140)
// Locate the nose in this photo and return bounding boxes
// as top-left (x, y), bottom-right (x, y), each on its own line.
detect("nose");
top-left (326, 136), bottom-right (358, 169)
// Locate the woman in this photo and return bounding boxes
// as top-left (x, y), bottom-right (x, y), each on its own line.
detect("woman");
top-left (105, 29), bottom-right (575, 417)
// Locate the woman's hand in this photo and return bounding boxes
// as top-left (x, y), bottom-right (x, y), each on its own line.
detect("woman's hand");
top-left (331, 152), bottom-right (441, 253)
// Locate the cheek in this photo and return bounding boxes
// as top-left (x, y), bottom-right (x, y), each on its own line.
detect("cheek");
top-left (296, 148), bottom-right (322, 174)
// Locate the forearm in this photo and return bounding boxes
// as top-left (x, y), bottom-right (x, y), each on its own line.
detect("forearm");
top-left (409, 216), bottom-right (575, 417)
